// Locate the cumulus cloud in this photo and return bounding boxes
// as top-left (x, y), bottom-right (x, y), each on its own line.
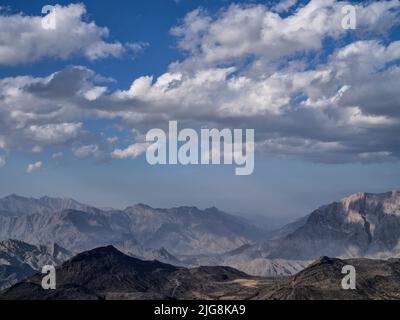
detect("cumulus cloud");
top-left (0, 66), bottom-right (104, 152)
top-left (111, 143), bottom-right (150, 159)
top-left (26, 161), bottom-right (43, 173)
top-left (26, 123), bottom-right (83, 144)
top-left (0, 4), bottom-right (141, 65)
top-left (170, 0), bottom-right (399, 69)
top-left (73, 144), bottom-right (100, 159)
top-left (273, 0), bottom-right (298, 13)
top-left (0, 0), bottom-right (399, 164)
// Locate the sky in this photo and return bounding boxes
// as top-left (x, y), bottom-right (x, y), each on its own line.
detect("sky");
top-left (0, 0), bottom-right (399, 219)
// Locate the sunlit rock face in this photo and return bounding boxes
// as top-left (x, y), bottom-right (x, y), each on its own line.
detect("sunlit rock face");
top-left (259, 191), bottom-right (400, 260)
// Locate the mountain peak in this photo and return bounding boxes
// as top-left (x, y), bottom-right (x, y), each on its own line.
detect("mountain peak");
top-left (339, 190), bottom-right (400, 213)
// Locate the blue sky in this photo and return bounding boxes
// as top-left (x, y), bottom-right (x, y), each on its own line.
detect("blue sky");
top-left (0, 0), bottom-right (399, 219)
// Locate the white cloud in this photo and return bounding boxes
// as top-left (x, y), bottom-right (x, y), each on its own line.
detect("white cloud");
top-left (84, 86), bottom-right (107, 101)
top-left (111, 143), bottom-right (149, 159)
top-left (171, 0), bottom-right (399, 69)
top-left (0, 0), bottom-right (399, 164)
top-left (0, 4), bottom-right (137, 65)
top-left (52, 152), bottom-right (63, 161)
top-left (73, 145), bottom-right (99, 159)
top-left (31, 145), bottom-right (44, 153)
top-left (26, 161), bottom-right (43, 173)
top-left (273, 0), bottom-right (298, 13)
top-left (26, 123), bottom-right (83, 145)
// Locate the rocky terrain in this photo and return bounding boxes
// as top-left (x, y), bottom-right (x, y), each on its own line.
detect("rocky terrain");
top-left (256, 256), bottom-right (400, 300)
top-left (0, 195), bottom-right (266, 255)
top-left (0, 191), bottom-right (400, 280)
top-left (2, 246), bottom-right (400, 300)
top-left (0, 239), bottom-right (72, 289)
top-left (227, 191), bottom-right (400, 264)
top-left (0, 246), bottom-right (273, 300)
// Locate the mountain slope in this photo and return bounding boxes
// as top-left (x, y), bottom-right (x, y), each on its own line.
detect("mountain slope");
top-left (228, 191), bottom-right (400, 264)
top-left (0, 246), bottom-right (270, 300)
top-left (257, 256), bottom-right (400, 300)
top-left (0, 196), bottom-right (266, 255)
top-left (2, 247), bottom-right (400, 300)
top-left (0, 239), bottom-right (72, 289)
top-left (0, 194), bottom-right (96, 217)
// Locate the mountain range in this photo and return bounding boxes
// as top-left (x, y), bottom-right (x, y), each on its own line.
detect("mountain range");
top-left (0, 195), bottom-right (265, 255)
top-left (2, 246), bottom-right (400, 300)
top-left (0, 190), bottom-right (399, 285)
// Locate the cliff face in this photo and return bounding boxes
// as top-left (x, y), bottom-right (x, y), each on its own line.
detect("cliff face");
top-left (251, 191), bottom-right (400, 260)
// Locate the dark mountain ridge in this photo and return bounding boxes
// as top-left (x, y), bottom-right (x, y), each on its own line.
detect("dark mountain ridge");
top-left (2, 246), bottom-right (400, 300)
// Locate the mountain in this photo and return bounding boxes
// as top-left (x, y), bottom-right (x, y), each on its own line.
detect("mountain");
top-left (176, 244), bottom-right (311, 277)
top-left (2, 246), bottom-right (400, 300)
top-left (1, 191), bottom-right (399, 279)
top-left (0, 246), bottom-right (270, 300)
top-left (0, 194), bottom-right (96, 217)
top-left (257, 256), bottom-right (400, 300)
top-left (112, 239), bottom-right (183, 266)
top-left (0, 195), bottom-right (266, 255)
top-left (226, 191), bottom-right (400, 265)
top-left (0, 239), bottom-right (72, 290)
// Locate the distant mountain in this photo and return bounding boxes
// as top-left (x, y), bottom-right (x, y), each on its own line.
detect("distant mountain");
top-left (227, 191), bottom-right (400, 265)
top-left (0, 239), bottom-right (72, 290)
top-left (112, 239), bottom-right (182, 266)
top-left (2, 246), bottom-right (400, 300)
top-left (0, 195), bottom-right (266, 255)
top-left (0, 246), bottom-right (267, 300)
top-left (176, 244), bottom-right (311, 277)
top-left (2, 191), bottom-right (400, 279)
top-left (0, 194), bottom-right (96, 217)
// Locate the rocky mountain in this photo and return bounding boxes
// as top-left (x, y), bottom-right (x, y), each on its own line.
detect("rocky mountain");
top-left (0, 246), bottom-right (270, 300)
top-left (257, 256), bottom-right (400, 300)
top-left (0, 239), bottom-right (72, 290)
top-left (0, 194), bottom-right (96, 217)
top-left (0, 195), bottom-right (266, 255)
top-left (2, 246), bottom-right (399, 300)
top-left (1, 191), bottom-right (400, 279)
top-left (226, 191), bottom-right (400, 265)
top-left (112, 239), bottom-right (183, 266)
top-left (176, 244), bottom-right (311, 277)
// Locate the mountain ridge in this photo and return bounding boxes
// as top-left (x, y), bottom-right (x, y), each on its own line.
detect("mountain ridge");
top-left (0, 239), bottom-right (72, 290)
top-left (2, 246), bottom-right (400, 300)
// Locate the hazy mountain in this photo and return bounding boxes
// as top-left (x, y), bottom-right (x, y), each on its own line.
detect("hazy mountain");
top-left (1, 191), bottom-right (400, 279)
top-left (0, 239), bottom-right (72, 290)
top-left (0, 194), bottom-right (96, 217)
top-left (0, 195), bottom-right (266, 255)
top-left (230, 213), bottom-right (293, 234)
top-left (176, 244), bottom-right (311, 277)
top-left (226, 191), bottom-right (400, 265)
top-left (2, 246), bottom-right (399, 300)
top-left (112, 239), bottom-right (182, 266)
